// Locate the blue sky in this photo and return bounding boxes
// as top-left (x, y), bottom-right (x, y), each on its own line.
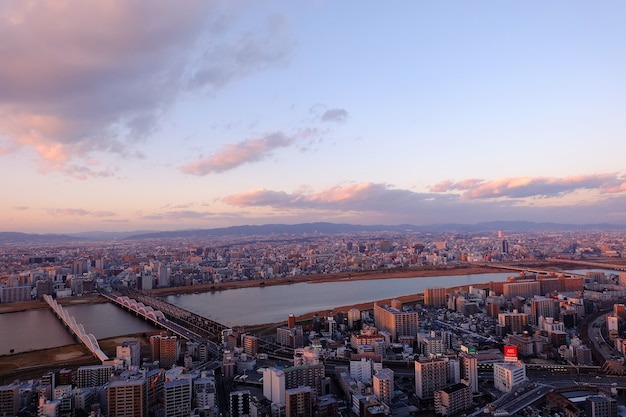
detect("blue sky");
top-left (1, 1), bottom-right (625, 233)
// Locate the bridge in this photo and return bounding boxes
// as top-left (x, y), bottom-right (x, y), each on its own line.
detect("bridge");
top-left (44, 294), bottom-right (109, 363)
top-left (486, 264), bottom-right (585, 278)
top-left (101, 291), bottom-right (225, 357)
top-left (545, 258), bottom-right (626, 272)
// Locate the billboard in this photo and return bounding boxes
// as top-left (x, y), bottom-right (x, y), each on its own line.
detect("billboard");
top-left (504, 345), bottom-right (518, 362)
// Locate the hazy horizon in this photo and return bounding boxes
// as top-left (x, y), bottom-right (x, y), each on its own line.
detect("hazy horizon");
top-left (2, 1), bottom-right (625, 233)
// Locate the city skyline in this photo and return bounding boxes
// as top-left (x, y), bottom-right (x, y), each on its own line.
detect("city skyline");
top-left (1, 1), bottom-right (626, 233)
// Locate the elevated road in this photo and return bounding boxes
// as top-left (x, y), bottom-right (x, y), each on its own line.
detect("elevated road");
top-left (101, 291), bottom-right (223, 357)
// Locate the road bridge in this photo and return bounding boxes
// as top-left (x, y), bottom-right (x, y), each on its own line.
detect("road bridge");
top-left (101, 291), bottom-right (223, 357)
top-left (117, 289), bottom-right (229, 342)
top-left (44, 295), bottom-right (109, 363)
top-left (486, 264), bottom-right (585, 279)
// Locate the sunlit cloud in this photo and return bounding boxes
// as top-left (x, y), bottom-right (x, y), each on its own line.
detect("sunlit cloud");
top-left (181, 131), bottom-right (294, 175)
top-left (0, 1), bottom-right (294, 175)
top-left (12, 206), bottom-right (29, 211)
top-left (431, 173), bottom-right (626, 200)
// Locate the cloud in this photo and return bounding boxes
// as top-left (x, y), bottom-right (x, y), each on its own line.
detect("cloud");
top-left (321, 108), bottom-right (348, 123)
top-left (12, 206), bottom-right (28, 211)
top-left (181, 131), bottom-right (294, 175)
top-left (46, 208), bottom-right (117, 217)
top-left (222, 177), bottom-right (626, 225)
top-left (224, 182), bottom-right (449, 213)
top-left (431, 174), bottom-right (626, 200)
top-left (0, 1), bottom-right (294, 175)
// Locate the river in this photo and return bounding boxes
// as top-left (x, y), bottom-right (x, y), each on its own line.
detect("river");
top-left (0, 269), bottom-right (611, 354)
top-left (163, 272), bottom-right (517, 326)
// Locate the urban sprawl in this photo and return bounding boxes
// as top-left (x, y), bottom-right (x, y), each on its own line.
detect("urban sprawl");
top-left (1, 229), bottom-right (626, 417)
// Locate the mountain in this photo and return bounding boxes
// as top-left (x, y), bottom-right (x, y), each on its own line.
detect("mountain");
top-left (124, 221), bottom-right (626, 240)
top-left (2, 221), bottom-right (625, 244)
top-left (0, 232), bottom-right (82, 244)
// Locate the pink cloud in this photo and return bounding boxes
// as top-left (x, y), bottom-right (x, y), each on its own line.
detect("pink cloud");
top-left (181, 132), bottom-right (294, 175)
top-left (430, 173), bottom-right (626, 200)
top-left (0, 1), bottom-right (293, 175)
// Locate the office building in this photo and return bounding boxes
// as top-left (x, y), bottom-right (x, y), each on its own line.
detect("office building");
top-left (374, 302), bottom-right (418, 342)
top-left (164, 378), bottom-right (192, 417)
top-left (106, 378), bottom-right (147, 417)
top-left (585, 395), bottom-right (617, 417)
top-left (285, 386), bottom-right (313, 417)
top-left (415, 357), bottom-right (448, 401)
top-left (493, 361), bottom-right (526, 393)
top-left (434, 383), bottom-right (471, 417)
top-left (424, 288), bottom-right (447, 308)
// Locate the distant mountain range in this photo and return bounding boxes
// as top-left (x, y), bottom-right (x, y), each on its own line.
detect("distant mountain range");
top-left (1, 221), bottom-right (626, 244)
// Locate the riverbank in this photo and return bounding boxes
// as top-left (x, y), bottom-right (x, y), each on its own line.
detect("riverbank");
top-left (146, 263), bottom-right (499, 297)
top-left (0, 330), bottom-right (160, 384)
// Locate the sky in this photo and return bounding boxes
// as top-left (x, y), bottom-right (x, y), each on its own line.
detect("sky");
top-left (1, 1), bottom-right (626, 234)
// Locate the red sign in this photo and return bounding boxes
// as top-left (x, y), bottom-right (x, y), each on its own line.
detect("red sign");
top-left (504, 345), bottom-right (518, 361)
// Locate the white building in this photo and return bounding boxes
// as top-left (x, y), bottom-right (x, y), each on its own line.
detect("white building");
top-left (493, 361), bottom-right (526, 393)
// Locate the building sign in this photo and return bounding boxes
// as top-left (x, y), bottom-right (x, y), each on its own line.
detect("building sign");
top-left (504, 345), bottom-right (518, 362)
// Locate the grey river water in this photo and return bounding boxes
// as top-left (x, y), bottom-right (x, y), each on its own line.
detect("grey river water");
top-left (0, 269), bottom-right (608, 354)
top-left (164, 272), bottom-right (517, 327)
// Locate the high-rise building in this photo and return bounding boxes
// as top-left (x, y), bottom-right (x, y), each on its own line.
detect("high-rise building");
top-left (434, 383), bottom-right (471, 417)
top-left (288, 314), bottom-right (296, 329)
top-left (373, 369), bottom-right (394, 404)
top-left (458, 352), bottom-right (478, 394)
top-left (164, 378), bottom-right (192, 417)
top-left (424, 288), bottom-right (447, 308)
top-left (493, 361), bottom-right (526, 393)
top-left (415, 357), bottom-right (448, 401)
top-left (263, 367), bottom-right (286, 404)
top-left (585, 395), bottom-right (617, 417)
top-left (151, 334), bottom-right (178, 369)
top-left (503, 281), bottom-right (541, 299)
top-left (229, 390), bottom-right (251, 417)
top-left (348, 308), bottom-right (361, 330)
top-left (374, 302), bottom-right (418, 342)
top-left (193, 372), bottom-right (217, 409)
top-left (106, 378), bottom-right (147, 417)
top-left (498, 311), bottom-right (529, 335)
top-left (285, 386), bottom-right (313, 417)
top-left (0, 383), bottom-right (19, 417)
top-left (76, 365), bottom-right (114, 388)
top-left (531, 296), bottom-right (559, 324)
top-left (243, 335), bottom-right (259, 356)
top-left (117, 340), bottom-right (141, 367)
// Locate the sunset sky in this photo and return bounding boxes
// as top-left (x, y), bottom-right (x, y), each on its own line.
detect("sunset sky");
top-left (1, 1), bottom-right (626, 233)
